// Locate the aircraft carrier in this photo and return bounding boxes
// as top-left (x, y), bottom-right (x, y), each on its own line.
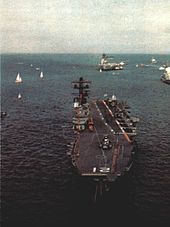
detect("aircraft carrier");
top-left (70, 77), bottom-right (139, 191)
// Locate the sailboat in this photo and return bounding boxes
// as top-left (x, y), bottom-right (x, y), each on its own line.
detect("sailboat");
top-left (17, 93), bottom-right (22, 99)
top-left (15, 73), bottom-right (22, 83)
top-left (40, 71), bottom-right (44, 79)
top-left (161, 67), bottom-right (170, 84)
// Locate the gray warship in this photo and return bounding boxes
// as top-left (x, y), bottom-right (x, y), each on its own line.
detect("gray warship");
top-left (70, 77), bottom-right (139, 197)
top-left (97, 54), bottom-right (125, 71)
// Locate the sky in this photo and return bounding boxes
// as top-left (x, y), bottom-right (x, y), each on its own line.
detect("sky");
top-left (1, 0), bottom-right (170, 54)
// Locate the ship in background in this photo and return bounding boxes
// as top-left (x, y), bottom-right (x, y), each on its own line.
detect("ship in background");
top-left (97, 54), bottom-right (126, 72)
top-left (161, 67), bottom-right (170, 84)
top-left (70, 77), bottom-right (139, 200)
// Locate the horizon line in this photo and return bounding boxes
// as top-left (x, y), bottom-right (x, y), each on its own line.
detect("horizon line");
top-left (1, 52), bottom-right (170, 55)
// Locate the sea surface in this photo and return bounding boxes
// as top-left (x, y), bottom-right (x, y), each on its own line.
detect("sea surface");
top-left (1, 54), bottom-right (170, 227)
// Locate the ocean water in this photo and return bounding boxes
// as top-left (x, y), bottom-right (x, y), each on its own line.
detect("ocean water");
top-left (1, 54), bottom-right (170, 227)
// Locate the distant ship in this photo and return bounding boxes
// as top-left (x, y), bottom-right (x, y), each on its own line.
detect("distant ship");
top-left (70, 77), bottom-right (139, 197)
top-left (161, 67), bottom-right (170, 84)
top-left (15, 73), bottom-right (22, 83)
top-left (97, 54), bottom-right (124, 71)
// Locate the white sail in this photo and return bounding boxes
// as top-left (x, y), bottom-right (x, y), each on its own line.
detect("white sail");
top-left (40, 71), bottom-right (44, 78)
top-left (15, 73), bottom-right (22, 83)
top-left (18, 93), bottom-right (22, 99)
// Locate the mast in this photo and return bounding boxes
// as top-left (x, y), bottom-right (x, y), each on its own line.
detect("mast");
top-left (72, 77), bottom-right (92, 131)
top-left (72, 77), bottom-right (91, 105)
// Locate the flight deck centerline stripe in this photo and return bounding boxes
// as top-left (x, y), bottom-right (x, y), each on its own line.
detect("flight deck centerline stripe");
top-left (102, 100), bottom-right (132, 143)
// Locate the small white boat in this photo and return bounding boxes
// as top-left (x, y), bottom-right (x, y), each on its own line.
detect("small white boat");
top-left (15, 73), bottom-right (22, 83)
top-left (159, 66), bottom-right (165, 71)
top-left (151, 57), bottom-right (157, 64)
top-left (119, 61), bottom-right (125, 66)
top-left (40, 71), bottom-right (44, 78)
top-left (17, 93), bottom-right (22, 99)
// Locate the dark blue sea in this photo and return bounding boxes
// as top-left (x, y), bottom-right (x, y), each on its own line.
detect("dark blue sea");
top-left (1, 54), bottom-right (170, 227)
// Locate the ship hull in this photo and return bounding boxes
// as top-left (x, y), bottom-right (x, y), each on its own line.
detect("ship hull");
top-left (97, 65), bottom-right (123, 71)
top-left (161, 77), bottom-right (170, 84)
